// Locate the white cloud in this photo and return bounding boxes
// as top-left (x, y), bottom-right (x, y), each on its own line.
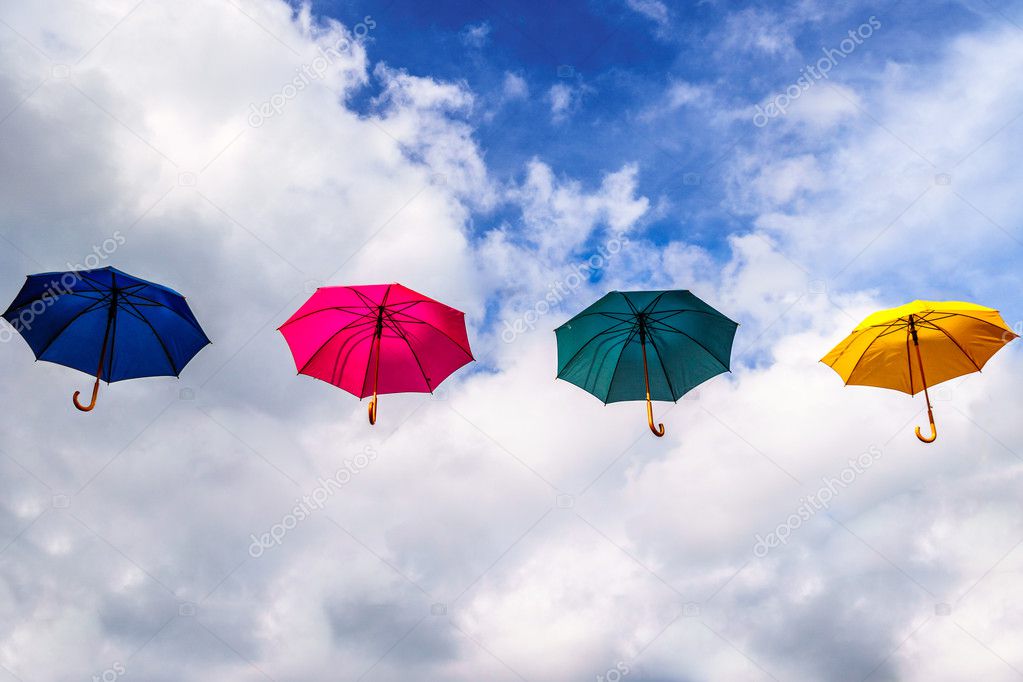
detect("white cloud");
top-left (721, 7), bottom-right (798, 56)
top-left (501, 72), bottom-right (528, 100)
top-left (0, 2), bottom-right (1022, 681)
top-left (625, 0), bottom-right (670, 28)
top-left (459, 21), bottom-right (491, 49)
top-left (546, 82), bottom-right (593, 123)
top-left (638, 80), bottom-right (709, 121)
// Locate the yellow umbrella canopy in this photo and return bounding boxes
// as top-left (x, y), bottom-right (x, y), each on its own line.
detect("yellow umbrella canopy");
top-left (822, 300), bottom-right (1017, 443)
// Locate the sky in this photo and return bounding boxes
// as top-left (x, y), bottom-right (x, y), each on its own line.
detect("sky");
top-left (0, 0), bottom-right (1022, 680)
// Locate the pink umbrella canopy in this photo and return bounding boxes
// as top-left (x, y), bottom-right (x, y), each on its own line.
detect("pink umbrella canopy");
top-left (279, 283), bottom-right (474, 424)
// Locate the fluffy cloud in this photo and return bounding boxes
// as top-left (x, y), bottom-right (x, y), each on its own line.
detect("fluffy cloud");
top-left (0, 2), bottom-right (1022, 681)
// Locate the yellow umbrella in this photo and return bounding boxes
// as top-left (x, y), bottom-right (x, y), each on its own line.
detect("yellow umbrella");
top-left (822, 300), bottom-right (1017, 443)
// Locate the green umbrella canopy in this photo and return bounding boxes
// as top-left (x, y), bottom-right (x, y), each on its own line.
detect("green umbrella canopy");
top-left (555, 290), bottom-right (737, 435)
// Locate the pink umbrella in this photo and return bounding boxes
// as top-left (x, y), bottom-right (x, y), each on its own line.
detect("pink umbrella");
top-left (279, 283), bottom-right (474, 424)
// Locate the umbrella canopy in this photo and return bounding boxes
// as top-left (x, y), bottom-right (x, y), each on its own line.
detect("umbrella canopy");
top-left (555, 290), bottom-right (737, 436)
top-left (2, 266), bottom-right (210, 411)
top-left (279, 283), bottom-right (473, 424)
top-left (821, 300), bottom-right (1017, 442)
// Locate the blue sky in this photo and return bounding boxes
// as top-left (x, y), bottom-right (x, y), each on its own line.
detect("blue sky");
top-left (314, 0), bottom-right (987, 263)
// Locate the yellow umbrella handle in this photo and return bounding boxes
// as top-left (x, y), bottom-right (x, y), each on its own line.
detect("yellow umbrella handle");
top-left (915, 408), bottom-right (936, 443)
top-left (909, 315), bottom-right (937, 444)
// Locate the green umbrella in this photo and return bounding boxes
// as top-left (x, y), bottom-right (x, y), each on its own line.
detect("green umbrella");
top-left (555, 290), bottom-right (737, 437)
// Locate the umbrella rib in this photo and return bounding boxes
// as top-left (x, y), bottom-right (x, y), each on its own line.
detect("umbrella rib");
top-left (332, 325), bottom-right (379, 388)
top-left (918, 320), bottom-right (983, 373)
top-left (357, 286), bottom-right (393, 397)
top-left (841, 319), bottom-right (904, 386)
top-left (348, 285), bottom-right (386, 311)
top-left (279, 306), bottom-right (377, 329)
top-left (925, 311), bottom-right (1012, 337)
top-left (602, 325), bottom-right (642, 404)
top-left (564, 309), bottom-right (723, 325)
top-left (379, 308), bottom-right (473, 359)
top-left (647, 308), bottom-right (732, 323)
top-left (620, 292), bottom-right (641, 316)
top-left (874, 323), bottom-right (909, 337)
top-left (114, 300), bottom-right (151, 322)
top-left (640, 291), bottom-right (670, 315)
top-left (556, 319), bottom-right (636, 376)
top-left (905, 327), bottom-right (914, 395)
top-left (31, 296), bottom-right (111, 360)
top-left (645, 330), bottom-right (680, 400)
top-left (560, 311), bottom-right (638, 324)
top-left (106, 292), bottom-right (118, 382)
top-left (643, 318), bottom-right (731, 371)
top-left (120, 290), bottom-right (208, 338)
top-left (4, 279), bottom-right (109, 316)
top-left (380, 307), bottom-right (433, 391)
top-left (297, 316), bottom-right (377, 376)
top-left (121, 296), bottom-right (180, 376)
top-left (75, 271), bottom-right (109, 293)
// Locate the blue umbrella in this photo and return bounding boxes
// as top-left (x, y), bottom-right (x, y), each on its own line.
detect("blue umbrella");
top-left (2, 267), bottom-right (210, 411)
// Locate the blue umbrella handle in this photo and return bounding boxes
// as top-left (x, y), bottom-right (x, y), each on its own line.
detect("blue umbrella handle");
top-left (73, 379), bottom-right (100, 412)
top-left (74, 293), bottom-right (114, 413)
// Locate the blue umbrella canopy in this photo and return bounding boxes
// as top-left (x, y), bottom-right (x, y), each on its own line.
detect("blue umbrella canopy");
top-left (555, 290), bottom-right (737, 436)
top-left (2, 267), bottom-right (210, 411)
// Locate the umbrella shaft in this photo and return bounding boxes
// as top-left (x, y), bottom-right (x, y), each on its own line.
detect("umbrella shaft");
top-left (95, 293), bottom-right (116, 381)
top-left (909, 316), bottom-right (932, 412)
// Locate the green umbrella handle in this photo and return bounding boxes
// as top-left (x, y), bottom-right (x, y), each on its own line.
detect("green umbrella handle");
top-left (639, 325), bottom-right (665, 437)
top-left (646, 398), bottom-right (665, 437)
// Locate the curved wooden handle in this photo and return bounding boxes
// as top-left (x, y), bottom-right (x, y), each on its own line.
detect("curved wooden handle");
top-left (73, 379), bottom-right (100, 412)
top-left (368, 396), bottom-right (377, 425)
top-left (915, 410), bottom-right (936, 443)
top-left (646, 397), bottom-right (665, 437)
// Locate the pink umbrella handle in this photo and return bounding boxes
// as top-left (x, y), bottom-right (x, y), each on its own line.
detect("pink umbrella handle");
top-left (367, 323), bottom-right (382, 426)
